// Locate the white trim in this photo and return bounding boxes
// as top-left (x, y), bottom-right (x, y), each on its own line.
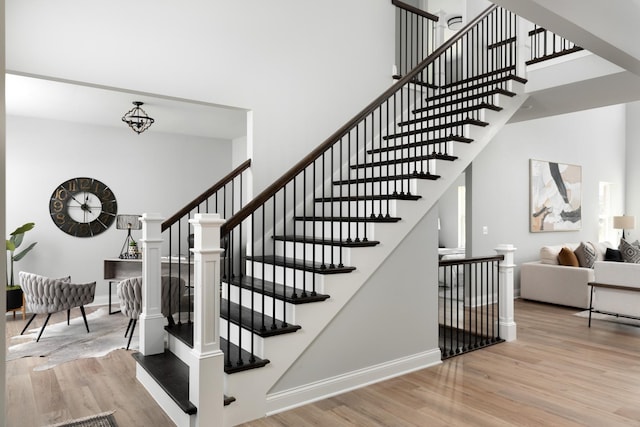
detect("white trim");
top-left (136, 364), bottom-right (193, 427)
top-left (264, 348), bottom-right (441, 416)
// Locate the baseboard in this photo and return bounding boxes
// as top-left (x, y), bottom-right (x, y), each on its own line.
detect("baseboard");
top-left (265, 348), bottom-right (442, 416)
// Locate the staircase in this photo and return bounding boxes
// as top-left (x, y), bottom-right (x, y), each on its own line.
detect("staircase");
top-left (134, 5), bottom-right (529, 426)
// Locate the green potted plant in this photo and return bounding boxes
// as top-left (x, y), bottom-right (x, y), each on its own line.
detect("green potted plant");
top-left (6, 222), bottom-right (38, 310)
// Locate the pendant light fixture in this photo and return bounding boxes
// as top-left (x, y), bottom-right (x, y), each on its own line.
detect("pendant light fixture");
top-left (122, 101), bottom-right (155, 134)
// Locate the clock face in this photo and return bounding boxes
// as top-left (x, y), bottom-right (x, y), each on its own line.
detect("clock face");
top-left (49, 177), bottom-right (118, 237)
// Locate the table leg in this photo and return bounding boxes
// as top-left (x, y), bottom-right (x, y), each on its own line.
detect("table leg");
top-left (109, 281), bottom-right (121, 315)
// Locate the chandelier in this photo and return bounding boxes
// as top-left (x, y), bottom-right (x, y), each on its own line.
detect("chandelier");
top-left (122, 101), bottom-right (155, 134)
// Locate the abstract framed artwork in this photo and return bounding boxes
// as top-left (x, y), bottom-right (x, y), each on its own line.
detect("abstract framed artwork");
top-left (530, 159), bottom-right (582, 232)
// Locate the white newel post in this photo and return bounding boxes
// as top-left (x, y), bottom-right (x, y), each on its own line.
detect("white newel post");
top-left (516, 16), bottom-right (530, 78)
top-left (189, 213), bottom-right (225, 426)
top-left (495, 244), bottom-right (517, 342)
top-left (140, 213), bottom-right (166, 355)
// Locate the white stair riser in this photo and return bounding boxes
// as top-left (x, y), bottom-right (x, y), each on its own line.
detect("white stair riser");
top-left (275, 240), bottom-right (351, 265)
top-left (315, 199), bottom-right (398, 217)
top-left (332, 180), bottom-right (418, 197)
top-left (297, 219), bottom-right (376, 240)
top-left (369, 140), bottom-right (456, 163)
top-left (384, 123), bottom-right (472, 145)
top-left (247, 260), bottom-right (326, 293)
top-left (220, 318), bottom-right (265, 357)
top-left (351, 160), bottom-right (437, 179)
top-left (425, 91), bottom-right (506, 111)
top-left (403, 107), bottom-right (487, 127)
top-left (222, 284), bottom-right (294, 322)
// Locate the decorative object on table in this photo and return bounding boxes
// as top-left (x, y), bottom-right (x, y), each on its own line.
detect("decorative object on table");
top-left (6, 222), bottom-right (37, 313)
top-left (613, 215), bottom-right (635, 239)
top-left (530, 159), bottom-right (582, 232)
top-left (121, 101), bottom-right (154, 134)
top-left (49, 177), bottom-right (118, 237)
top-left (19, 271), bottom-right (96, 342)
top-left (117, 214), bottom-right (142, 259)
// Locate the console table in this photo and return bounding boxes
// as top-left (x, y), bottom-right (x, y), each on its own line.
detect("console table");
top-left (103, 257), bottom-right (194, 314)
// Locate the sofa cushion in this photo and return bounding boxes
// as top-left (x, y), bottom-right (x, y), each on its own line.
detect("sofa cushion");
top-left (558, 247), bottom-right (580, 267)
top-left (574, 242), bottom-right (597, 268)
top-left (619, 238), bottom-right (640, 263)
top-left (540, 245), bottom-right (563, 265)
top-left (605, 247), bottom-right (624, 262)
top-left (592, 241), bottom-right (613, 261)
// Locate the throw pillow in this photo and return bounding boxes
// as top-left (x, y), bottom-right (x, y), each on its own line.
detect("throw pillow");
top-left (605, 247), bottom-right (624, 262)
top-left (574, 242), bottom-right (597, 268)
top-left (619, 238), bottom-right (640, 263)
top-left (558, 247), bottom-right (580, 267)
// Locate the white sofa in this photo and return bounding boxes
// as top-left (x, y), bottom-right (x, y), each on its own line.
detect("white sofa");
top-left (590, 261), bottom-right (640, 320)
top-left (520, 242), bottom-right (610, 309)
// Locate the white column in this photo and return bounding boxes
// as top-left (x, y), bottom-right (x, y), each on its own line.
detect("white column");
top-left (189, 213), bottom-right (225, 427)
top-left (140, 213), bottom-right (166, 356)
top-left (516, 16), bottom-right (531, 78)
top-left (495, 244), bottom-right (517, 341)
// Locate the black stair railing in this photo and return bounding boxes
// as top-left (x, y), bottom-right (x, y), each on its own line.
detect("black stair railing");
top-left (439, 255), bottom-right (504, 359)
top-left (392, 0), bottom-right (439, 80)
top-left (526, 25), bottom-right (583, 65)
top-left (160, 159), bottom-right (251, 342)
top-left (219, 4), bottom-right (520, 371)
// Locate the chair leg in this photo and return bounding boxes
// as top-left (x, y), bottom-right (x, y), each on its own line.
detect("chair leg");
top-left (67, 309), bottom-right (71, 325)
top-left (126, 319), bottom-right (137, 350)
top-left (125, 319), bottom-right (134, 337)
top-left (79, 306), bottom-right (90, 333)
top-left (36, 314), bottom-right (52, 342)
top-left (21, 314), bottom-right (37, 335)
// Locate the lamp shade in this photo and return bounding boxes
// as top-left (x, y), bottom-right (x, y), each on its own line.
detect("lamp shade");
top-left (613, 215), bottom-right (635, 230)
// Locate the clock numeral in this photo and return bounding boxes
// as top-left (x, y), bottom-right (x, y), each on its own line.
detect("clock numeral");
top-left (53, 212), bottom-right (66, 225)
top-left (100, 187), bottom-right (113, 199)
top-left (50, 200), bottom-right (64, 213)
top-left (53, 188), bottom-right (67, 201)
top-left (102, 201), bottom-right (117, 213)
top-left (64, 180), bottom-right (77, 192)
top-left (78, 178), bottom-right (92, 191)
top-left (77, 223), bottom-right (91, 237)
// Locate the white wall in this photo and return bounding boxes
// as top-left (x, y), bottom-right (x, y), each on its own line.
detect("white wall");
top-left (625, 101), bottom-right (640, 223)
top-left (6, 0), bottom-right (396, 197)
top-left (437, 173), bottom-right (465, 248)
top-left (6, 115), bottom-right (232, 304)
top-left (270, 206), bottom-right (440, 393)
top-left (469, 104), bottom-right (626, 292)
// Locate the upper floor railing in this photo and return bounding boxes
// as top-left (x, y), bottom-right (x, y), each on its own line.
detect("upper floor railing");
top-left (392, 0), bottom-right (439, 79)
top-left (526, 25), bottom-right (583, 65)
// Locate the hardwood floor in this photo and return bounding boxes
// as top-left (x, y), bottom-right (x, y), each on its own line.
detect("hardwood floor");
top-left (6, 300), bottom-right (640, 427)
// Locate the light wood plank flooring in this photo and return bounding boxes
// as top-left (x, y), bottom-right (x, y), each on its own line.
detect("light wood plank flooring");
top-left (7, 300), bottom-right (640, 426)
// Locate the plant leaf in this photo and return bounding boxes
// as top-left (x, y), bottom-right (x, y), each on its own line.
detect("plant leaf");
top-left (6, 240), bottom-right (15, 251)
top-left (12, 242), bottom-right (37, 262)
top-left (10, 222), bottom-right (35, 236)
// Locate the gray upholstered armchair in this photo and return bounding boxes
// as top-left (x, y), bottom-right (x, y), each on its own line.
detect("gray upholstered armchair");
top-left (19, 271), bottom-right (96, 342)
top-left (117, 275), bottom-right (187, 349)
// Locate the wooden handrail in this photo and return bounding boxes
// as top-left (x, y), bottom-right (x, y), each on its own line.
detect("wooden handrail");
top-left (162, 158), bottom-right (251, 231)
top-left (391, 0), bottom-right (439, 22)
top-left (221, 4), bottom-right (498, 235)
top-left (439, 255), bottom-right (505, 267)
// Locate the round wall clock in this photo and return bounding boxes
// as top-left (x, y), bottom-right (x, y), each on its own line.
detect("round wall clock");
top-left (49, 177), bottom-right (118, 237)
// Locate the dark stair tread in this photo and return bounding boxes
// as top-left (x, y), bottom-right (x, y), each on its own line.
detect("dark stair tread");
top-left (429, 75), bottom-right (524, 101)
top-left (132, 350), bottom-right (197, 415)
top-left (166, 322), bottom-right (194, 347)
top-left (368, 135), bottom-right (472, 155)
top-left (440, 66), bottom-right (518, 89)
top-left (333, 173), bottom-right (439, 185)
top-left (315, 194), bottom-right (422, 202)
top-left (221, 337), bottom-right (270, 374)
top-left (403, 102), bottom-right (502, 126)
top-left (224, 395), bottom-right (236, 406)
top-left (248, 254), bottom-right (357, 275)
top-left (416, 88), bottom-right (516, 113)
top-left (350, 153), bottom-right (457, 169)
top-left (221, 298), bottom-right (302, 337)
top-left (384, 118), bottom-right (487, 141)
top-left (487, 36), bottom-right (517, 49)
top-left (273, 234), bottom-right (379, 248)
top-left (228, 274), bottom-right (331, 304)
top-left (163, 323), bottom-right (272, 374)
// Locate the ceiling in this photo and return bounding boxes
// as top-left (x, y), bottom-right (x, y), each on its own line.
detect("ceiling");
top-left (5, 73), bottom-right (248, 140)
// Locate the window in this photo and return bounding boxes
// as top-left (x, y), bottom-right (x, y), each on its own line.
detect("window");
top-left (598, 182), bottom-right (615, 243)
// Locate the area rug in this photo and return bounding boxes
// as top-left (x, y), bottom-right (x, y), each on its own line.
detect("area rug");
top-left (44, 411), bottom-right (118, 427)
top-left (574, 309), bottom-right (640, 327)
top-left (7, 307), bottom-right (135, 371)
